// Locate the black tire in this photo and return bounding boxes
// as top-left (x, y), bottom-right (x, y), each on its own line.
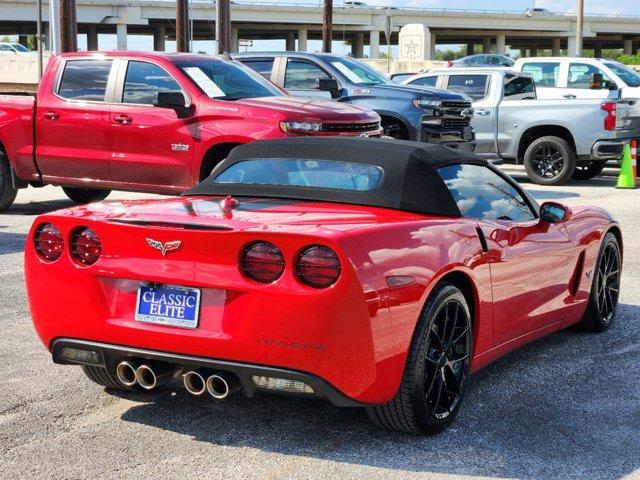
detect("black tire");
top-left (366, 283), bottom-right (472, 435)
top-left (523, 136), bottom-right (576, 185)
top-left (81, 365), bottom-right (138, 391)
top-left (572, 161), bottom-right (606, 180)
top-left (0, 151), bottom-right (18, 212)
top-left (579, 232), bottom-right (621, 332)
top-left (62, 187), bottom-right (111, 204)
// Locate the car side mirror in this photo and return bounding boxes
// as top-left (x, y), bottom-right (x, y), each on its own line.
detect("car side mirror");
top-left (315, 78), bottom-right (340, 93)
top-left (539, 201), bottom-right (571, 223)
top-left (153, 91), bottom-right (190, 118)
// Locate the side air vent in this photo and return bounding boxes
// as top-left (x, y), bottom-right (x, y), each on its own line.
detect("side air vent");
top-left (570, 250), bottom-right (586, 296)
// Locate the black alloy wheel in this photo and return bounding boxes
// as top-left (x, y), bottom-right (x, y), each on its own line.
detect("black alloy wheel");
top-left (530, 144), bottom-right (564, 179)
top-left (524, 136), bottom-right (576, 185)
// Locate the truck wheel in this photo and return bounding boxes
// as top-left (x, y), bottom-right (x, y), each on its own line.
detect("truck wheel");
top-left (0, 152), bottom-right (18, 212)
top-left (523, 136), bottom-right (576, 185)
top-left (62, 187), bottom-right (111, 204)
top-left (572, 161), bottom-right (606, 180)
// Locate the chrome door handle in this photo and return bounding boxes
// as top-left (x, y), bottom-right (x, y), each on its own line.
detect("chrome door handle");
top-left (476, 109), bottom-right (490, 116)
top-left (43, 111), bottom-right (59, 120)
top-left (113, 114), bottom-right (133, 125)
top-left (563, 94), bottom-right (577, 99)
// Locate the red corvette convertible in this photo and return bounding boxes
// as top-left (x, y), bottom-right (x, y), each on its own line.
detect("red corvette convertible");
top-left (26, 138), bottom-right (622, 434)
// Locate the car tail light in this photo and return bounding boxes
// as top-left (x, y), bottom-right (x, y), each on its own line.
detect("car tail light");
top-left (241, 242), bottom-right (285, 283)
top-left (70, 227), bottom-right (101, 265)
top-left (602, 102), bottom-right (616, 131)
top-left (34, 223), bottom-right (64, 261)
top-left (296, 245), bottom-right (341, 288)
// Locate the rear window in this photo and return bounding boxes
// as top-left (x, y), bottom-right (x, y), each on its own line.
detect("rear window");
top-left (447, 74), bottom-right (489, 100)
top-left (214, 158), bottom-right (384, 191)
top-left (58, 59), bottom-right (113, 101)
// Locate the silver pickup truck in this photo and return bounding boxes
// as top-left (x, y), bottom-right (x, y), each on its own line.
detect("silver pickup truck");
top-left (404, 68), bottom-right (640, 185)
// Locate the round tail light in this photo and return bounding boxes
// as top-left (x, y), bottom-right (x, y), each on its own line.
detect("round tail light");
top-left (296, 245), bottom-right (341, 288)
top-left (34, 223), bottom-right (64, 261)
top-left (71, 227), bottom-right (102, 265)
top-left (241, 242), bottom-right (285, 283)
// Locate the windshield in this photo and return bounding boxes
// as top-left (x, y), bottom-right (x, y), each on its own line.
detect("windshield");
top-left (326, 56), bottom-right (392, 85)
top-left (214, 158), bottom-right (384, 191)
top-left (173, 58), bottom-right (282, 100)
top-left (603, 62), bottom-right (640, 88)
top-left (11, 44), bottom-right (30, 53)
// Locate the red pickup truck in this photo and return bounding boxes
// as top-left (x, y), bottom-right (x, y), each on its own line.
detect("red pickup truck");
top-left (0, 51), bottom-right (381, 211)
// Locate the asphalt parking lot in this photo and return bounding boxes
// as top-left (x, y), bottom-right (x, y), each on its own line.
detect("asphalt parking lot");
top-left (0, 166), bottom-right (638, 480)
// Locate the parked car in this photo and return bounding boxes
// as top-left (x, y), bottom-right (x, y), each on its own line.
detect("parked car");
top-left (0, 42), bottom-right (33, 54)
top-left (234, 52), bottom-right (475, 147)
top-left (447, 54), bottom-right (514, 68)
top-left (524, 7), bottom-right (552, 16)
top-left (0, 51), bottom-right (381, 211)
top-left (26, 137), bottom-right (622, 435)
top-left (514, 57), bottom-right (640, 100)
top-left (344, 1), bottom-right (369, 7)
top-left (404, 68), bottom-right (640, 184)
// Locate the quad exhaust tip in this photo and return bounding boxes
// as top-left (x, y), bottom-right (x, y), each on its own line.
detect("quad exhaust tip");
top-left (183, 371), bottom-right (207, 396)
top-left (115, 361), bottom-right (137, 387)
top-left (135, 364), bottom-right (158, 390)
top-left (206, 374), bottom-right (230, 400)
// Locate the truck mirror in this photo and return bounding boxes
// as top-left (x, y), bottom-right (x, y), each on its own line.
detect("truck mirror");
top-left (315, 78), bottom-right (340, 93)
top-left (153, 91), bottom-right (190, 118)
top-left (589, 73), bottom-right (604, 90)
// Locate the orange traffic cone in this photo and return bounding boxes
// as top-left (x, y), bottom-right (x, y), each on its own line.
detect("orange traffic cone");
top-left (616, 142), bottom-right (638, 189)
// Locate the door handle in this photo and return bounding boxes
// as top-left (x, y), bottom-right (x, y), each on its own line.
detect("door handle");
top-left (113, 114), bottom-right (133, 125)
top-left (42, 111), bottom-right (59, 120)
top-left (475, 109), bottom-right (491, 116)
top-left (563, 94), bottom-right (577, 99)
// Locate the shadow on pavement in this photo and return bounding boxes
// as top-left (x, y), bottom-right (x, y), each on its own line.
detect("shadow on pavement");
top-left (5, 198), bottom-right (76, 216)
top-left (0, 231), bottom-right (26, 255)
top-left (119, 303), bottom-right (640, 480)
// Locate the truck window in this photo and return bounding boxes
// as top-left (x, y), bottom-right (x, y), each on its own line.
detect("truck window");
top-left (241, 58), bottom-right (275, 80)
top-left (284, 59), bottom-right (331, 90)
top-left (409, 76), bottom-right (437, 88)
top-left (521, 62), bottom-right (560, 87)
top-left (57, 59), bottom-right (113, 102)
top-left (503, 76), bottom-right (535, 100)
top-left (122, 61), bottom-right (182, 105)
top-left (447, 75), bottom-right (489, 100)
top-left (603, 62), bottom-right (640, 87)
top-left (567, 63), bottom-right (611, 89)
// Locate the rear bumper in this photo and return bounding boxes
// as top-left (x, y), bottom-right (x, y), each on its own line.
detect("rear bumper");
top-left (591, 140), bottom-right (627, 161)
top-left (52, 338), bottom-right (366, 407)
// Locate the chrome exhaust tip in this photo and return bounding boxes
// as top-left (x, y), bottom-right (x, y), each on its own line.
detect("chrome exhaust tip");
top-left (206, 374), bottom-right (230, 400)
top-left (115, 361), bottom-right (137, 387)
top-left (135, 364), bottom-right (157, 390)
top-left (183, 371), bottom-right (207, 396)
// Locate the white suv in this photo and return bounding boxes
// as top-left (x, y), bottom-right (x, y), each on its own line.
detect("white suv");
top-left (514, 57), bottom-right (640, 100)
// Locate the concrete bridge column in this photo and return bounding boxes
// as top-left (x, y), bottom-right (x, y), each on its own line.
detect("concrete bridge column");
top-left (285, 31), bottom-right (295, 51)
top-left (624, 39), bottom-right (633, 55)
top-left (230, 27), bottom-right (239, 53)
top-left (369, 30), bottom-right (380, 59)
top-left (116, 23), bottom-right (127, 50)
top-left (352, 33), bottom-right (364, 58)
top-left (567, 36), bottom-right (576, 56)
top-left (153, 26), bottom-right (166, 51)
top-left (482, 37), bottom-right (491, 54)
top-left (87, 25), bottom-right (98, 51)
top-left (552, 38), bottom-right (561, 56)
top-left (466, 43), bottom-right (474, 56)
top-left (297, 29), bottom-right (307, 52)
top-left (429, 33), bottom-right (436, 60)
top-left (496, 34), bottom-right (506, 54)
top-left (594, 42), bottom-right (602, 58)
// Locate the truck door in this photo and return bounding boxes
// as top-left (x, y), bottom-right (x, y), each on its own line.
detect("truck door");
top-left (519, 61), bottom-right (562, 100)
top-left (563, 62), bottom-right (617, 100)
top-left (35, 58), bottom-right (114, 183)
top-left (109, 60), bottom-right (195, 192)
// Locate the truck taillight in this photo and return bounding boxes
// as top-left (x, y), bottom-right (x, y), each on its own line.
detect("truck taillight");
top-left (240, 242), bottom-right (285, 283)
top-left (602, 102), bottom-right (616, 131)
top-left (34, 223), bottom-right (64, 261)
top-left (70, 227), bottom-right (101, 265)
top-left (296, 245), bottom-right (341, 288)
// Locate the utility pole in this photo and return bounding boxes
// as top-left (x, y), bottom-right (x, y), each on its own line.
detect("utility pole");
top-left (59, 0), bottom-right (77, 52)
top-left (216, 0), bottom-right (231, 54)
top-left (575, 0), bottom-right (584, 56)
top-left (36, 0), bottom-right (43, 79)
top-left (176, 0), bottom-right (189, 52)
top-left (322, 0), bottom-right (332, 53)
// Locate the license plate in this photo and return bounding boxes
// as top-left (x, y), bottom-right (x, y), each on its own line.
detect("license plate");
top-left (135, 284), bottom-right (201, 329)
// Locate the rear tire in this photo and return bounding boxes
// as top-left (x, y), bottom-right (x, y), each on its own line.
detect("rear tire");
top-left (81, 365), bottom-right (137, 391)
top-left (0, 151), bottom-right (18, 212)
top-left (523, 136), bottom-right (576, 185)
top-left (62, 187), bottom-right (111, 204)
top-left (366, 283), bottom-right (472, 434)
top-left (572, 161), bottom-right (606, 180)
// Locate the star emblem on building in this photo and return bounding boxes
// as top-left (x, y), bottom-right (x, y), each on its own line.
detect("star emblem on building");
top-left (404, 39), bottom-right (419, 56)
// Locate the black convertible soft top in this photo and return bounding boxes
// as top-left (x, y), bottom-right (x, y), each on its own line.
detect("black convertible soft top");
top-left (185, 137), bottom-right (490, 217)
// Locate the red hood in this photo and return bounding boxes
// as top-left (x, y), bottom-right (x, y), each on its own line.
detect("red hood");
top-left (232, 96), bottom-right (380, 123)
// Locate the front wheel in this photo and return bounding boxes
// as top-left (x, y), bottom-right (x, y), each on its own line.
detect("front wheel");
top-left (62, 187), bottom-right (111, 204)
top-left (0, 151), bottom-right (18, 212)
top-left (572, 161), bottom-right (606, 180)
top-left (523, 136), bottom-right (576, 185)
top-left (366, 283), bottom-right (472, 434)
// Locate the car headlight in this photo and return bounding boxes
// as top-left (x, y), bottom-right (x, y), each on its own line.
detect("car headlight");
top-left (413, 99), bottom-right (441, 109)
top-left (280, 121), bottom-right (322, 134)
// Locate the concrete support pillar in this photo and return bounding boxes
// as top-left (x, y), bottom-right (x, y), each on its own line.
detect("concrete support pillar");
top-left (552, 37), bottom-right (561, 56)
top-left (466, 43), bottom-right (474, 56)
top-left (567, 36), bottom-right (576, 57)
top-left (429, 33), bottom-right (436, 60)
top-left (352, 33), bottom-right (364, 58)
top-left (624, 39), bottom-right (633, 55)
top-left (153, 26), bottom-right (166, 51)
top-left (594, 42), bottom-right (602, 58)
top-left (116, 23), bottom-right (127, 50)
top-left (87, 25), bottom-right (98, 51)
top-left (496, 34), bottom-right (506, 55)
top-left (369, 30), bottom-right (380, 59)
top-left (297, 28), bottom-right (307, 52)
top-left (285, 32), bottom-right (295, 51)
top-left (482, 37), bottom-right (491, 54)
top-left (230, 27), bottom-right (239, 53)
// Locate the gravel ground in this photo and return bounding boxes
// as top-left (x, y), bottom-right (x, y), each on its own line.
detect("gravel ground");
top-left (0, 166), bottom-right (638, 480)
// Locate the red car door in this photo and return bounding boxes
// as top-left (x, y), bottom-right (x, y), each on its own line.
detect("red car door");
top-left (438, 163), bottom-right (576, 346)
top-left (109, 60), bottom-right (195, 192)
top-left (35, 58), bottom-right (114, 183)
